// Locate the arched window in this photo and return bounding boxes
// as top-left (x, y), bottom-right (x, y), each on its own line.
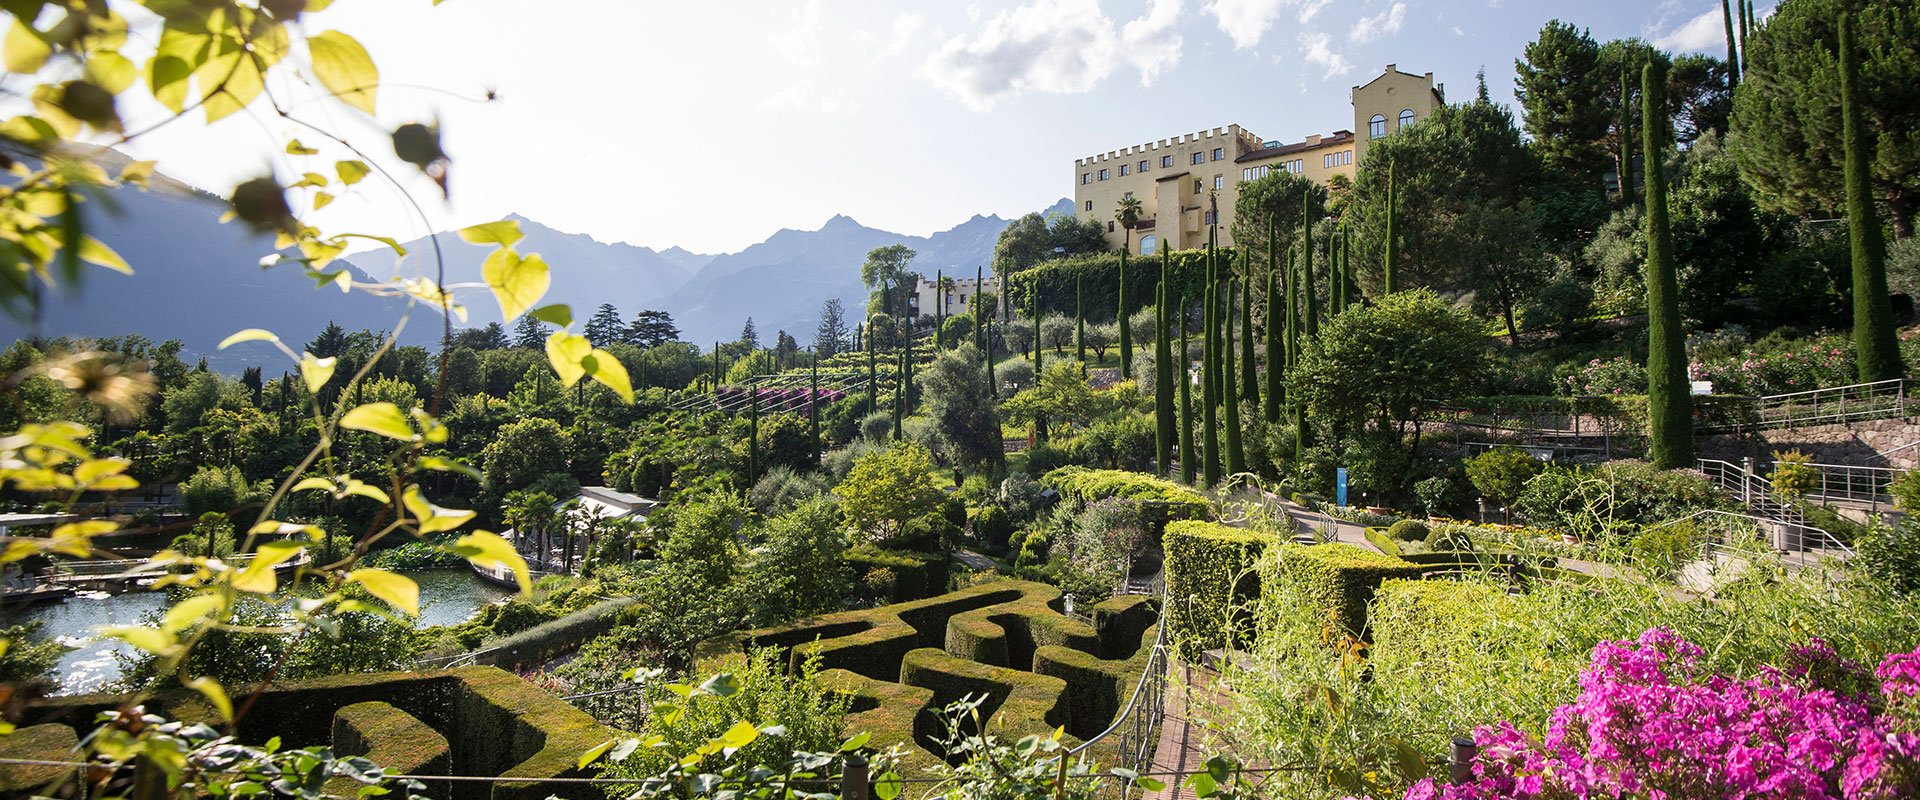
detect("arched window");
top-left (1369, 114), bottom-right (1387, 139)
top-left (1139, 234), bottom-right (1156, 255)
top-left (1398, 109), bottom-right (1415, 130)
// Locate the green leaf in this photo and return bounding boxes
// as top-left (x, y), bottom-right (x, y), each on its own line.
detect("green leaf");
top-left (716, 721), bottom-right (759, 750)
top-left (186, 676), bottom-right (233, 721)
top-left (312, 191), bottom-right (333, 210)
top-left (608, 738), bottom-right (640, 762)
top-left (528, 303), bottom-right (571, 327)
top-left (583, 349), bottom-right (634, 403)
top-left (545, 331), bottom-right (590, 387)
top-left (1392, 739), bottom-right (1429, 781)
top-left (457, 220), bottom-right (523, 248)
top-left (696, 673), bottom-right (741, 697)
top-left (451, 530), bottom-right (529, 593)
top-left (162, 594), bottom-right (223, 633)
top-left (402, 486), bottom-right (475, 534)
top-left (348, 568), bottom-right (419, 616)
top-left (78, 237), bottom-right (130, 273)
top-left (290, 476), bottom-right (333, 493)
top-left (300, 353), bottom-right (336, 394)
top-left (219, 329), bottom-right (279, 350)
top-left (102, 626), bottom-right (174, 655)
top-left (336, 160), bottom-right (370, 185)
top-left (873, 772), bottom-right (902, 800)
top-left (286, 138), bottom-right (320, 155)
top-left (839, 732), bottom-right (870, 752)
top-left (233, 541), bottom-right (304, 594)
top-left (339, 479), bottom-right (389, 504)
top-left (85, 51), bottom-right (138, 94)
top-left (417, 456), bottom-right (481, 481)
top-left (306, 30), bottom-right (377, 115)
top-left (339, 402), bottom-right (414, 441)
top-left (482, 249), bottom-right (548, 322)
top-left (4, 19), bottom-right (50, 74)
top-left (577, 739), bottom-right (615, 770)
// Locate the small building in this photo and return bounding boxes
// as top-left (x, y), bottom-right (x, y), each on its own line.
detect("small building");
top-left (906, 271), bottom-right (1004, 321)
top-left (500, 487), bottom-right (658, 578)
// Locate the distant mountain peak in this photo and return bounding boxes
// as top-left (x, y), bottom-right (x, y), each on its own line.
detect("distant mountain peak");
top-left (821, 213), bottom-right (863, 230)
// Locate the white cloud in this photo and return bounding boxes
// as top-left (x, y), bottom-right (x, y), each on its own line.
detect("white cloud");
top-left (921, 0), bottom-right (1186, 111)
top-left (886, 12), bottom-right (925, 56)
top-left (1122, 0), bottom-right (1186, 84)
top-left (1452, 25), bottom-right (1465, 36)
top-left (769, 0), bottom-right (823, 66)
top-left (1295, 0), bottom-right (1333, 23)
top-left (1299, 30), bottom-right (1352, 78)
top-left (1348, 2), bottom-right (1406, 43)
top-left (1652, 5), bottom-right (1727, 53)
top-left (1206, 0), bottom-right (1284, 49)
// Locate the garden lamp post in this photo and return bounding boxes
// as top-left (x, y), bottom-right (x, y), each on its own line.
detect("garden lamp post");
top-left (1478, 497), bottom-right (1486, 524)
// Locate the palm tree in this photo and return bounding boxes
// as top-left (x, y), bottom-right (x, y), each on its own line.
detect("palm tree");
top-left (1114, 196), bottom-right (1144, 252)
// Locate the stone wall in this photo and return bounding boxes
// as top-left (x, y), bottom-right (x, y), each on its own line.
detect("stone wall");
top-left (1698, 416), bottom-right (1920, 468)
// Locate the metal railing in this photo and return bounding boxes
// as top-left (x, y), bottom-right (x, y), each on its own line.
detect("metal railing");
top-left (46, 550), bottom-right (311, 581)
top-left (1056, 599), bottom-right (1170, 799)
top-left (1748, 378), bottom-right (1910, 431)
top-left (1801, 461), bottom-right (1898, 510)
top-left (1697, 458), bottom-right (1809, 528)
top-left (1643, 508), bottom-right (1852, 570)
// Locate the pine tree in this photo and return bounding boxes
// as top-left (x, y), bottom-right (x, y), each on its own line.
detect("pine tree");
top-left (1841, 15), bottom-right (1901, 383)
top-left (1178, 282), bottom-right (1195, 486)
top-left (512, 314), bottom-right (548, 350)
top-left (1075, 275), bottom-right (1086, 363)
top-left (584, 303), bottom-right (624, 348)
top-left (1642, 61), bottom-right (1694, 469)
top-left (1155, 247), bottom-right (1174, 475)
top-left (1202, 234), bottom-right (1220, 487)
top-left (814, 298), bottom-right (849, 360)
top-left (1118, 249), bottom-right (1133, 380)
top-left (1722, 0), bottom-right (1741, 87)
top-left (1383, 160), bottom-right (1399, 295)
top-left (1302, 189), bottom-right (1319, 340)
top-left (1239, 265), bottom-right (1256, 413)
top-left (1223, 263), bottom-right (1245, 476)
top-left (740, 318), bottom-right (760, 350)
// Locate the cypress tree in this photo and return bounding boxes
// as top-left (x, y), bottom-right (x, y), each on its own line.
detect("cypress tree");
top-left (1383, 160), bottom-right (1398, 295)
top-left (1619, 69), bottom-right (1634, 206)
top-left (1735, 0), bottom-right (1748, 69)
top-left (892, 341), bottom-right (904, 442)
top-left (713, 342), bottom-right (721, 392)
top-left (808, 347), bottom-right (820, 463)
top-left (1841, 15), bottom-right (1901, 383)
top-left (1202, 267), bottom-right (1220, 487)
top-left (1204, 236), bottom-right (1220, 407)
top-left (1239, 263), bottom-right (1256, 412)
top-left (976, 266), bottom-right (986, 352)
top-left (1118, 247), bottom-right (1133, 379)
top-left (1303, 188), bottom-right (1319, 339)
top-left (748, 384), bottom-right (759, 483)
top-left (1642, 61), bottom-right (1693, 469)
top-left (935, 269), bottom-right (944, 349)
top-left (1075, 275), bottom-right (1086, 363)
top-left (1264, 266), bottom-right (1281, 423)
top-left (866, 319), bottom-right (877, 416)
top-left (1155, 247), bottom-right (1174, 475)
top-left (1284, 247), bottom-right (1298, 369)
top-left (985, 315), bottom-right (997, 399)
top-left (1032, 280), bottom-right (1048, 444)
top-left (1341, 226), bottom-right (1353, 312)
top-left (1722, 0), bottom-right (1741, 87)
top-left (1224, 268), bottom-right (1245, 476)
top-left (1179, 282), bottom-right (1195, 486)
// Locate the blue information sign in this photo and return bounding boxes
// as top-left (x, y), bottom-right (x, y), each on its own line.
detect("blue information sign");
top-left (1336, 468), bottom-right (1348, 507)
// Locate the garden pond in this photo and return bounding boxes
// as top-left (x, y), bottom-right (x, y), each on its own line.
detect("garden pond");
top-left (4, 568), bottom-right (510, 693)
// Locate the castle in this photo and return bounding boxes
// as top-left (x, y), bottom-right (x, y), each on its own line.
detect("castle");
top-left (1071, 65), bottom-right (1445, 253)
top-left (906, 271), bottom-right (1003, 321)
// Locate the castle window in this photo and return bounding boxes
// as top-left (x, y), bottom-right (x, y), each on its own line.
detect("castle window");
top-left (1162, 155), bottom-right (1174, 168)
top-left (1369, 114), bottom-right (1387, 139)
top-left (1193, 178), bottom-right (1202, 194)
top-left (1099, 168), bottom-right (1109, 180)
top-left (1140, 234), bottom-right (1155, 254)
top-left (1108, 221), bottom-right (1115, 232)
top-left (1120, 163), bottom-right (1130, 176)
top-left (1081, 173), bottom-right (1091, 185)
top-left (1204, 210), bottom-right (1217, 225)
top-left (1123, 191), bottom-right (1134, 201)
top-left (1139, 160), bottom-right (1149, 172)
top-left (1211, 147), bottom-right (1223, 161)
top-left (1086, 200), bottom-right (1094, 211)
top-left (1191, 152), bottom-right (1204, 165)
top-left (1399, 109), bottom-right (1416, 130)
top-left (1213, 175), bottom-right (1224, 190)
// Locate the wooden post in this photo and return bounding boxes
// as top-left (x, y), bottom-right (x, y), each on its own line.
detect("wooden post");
top-left (841, 755), bottom-right (870, 800)
top-left (1450, 736), bottom-right (1478, 784)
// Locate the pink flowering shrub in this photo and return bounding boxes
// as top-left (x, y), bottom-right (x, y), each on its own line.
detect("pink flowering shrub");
top-left (1400, 629), bottom-right (1920, 799)
top-left (1686, 334), bottom-right (1859, 396)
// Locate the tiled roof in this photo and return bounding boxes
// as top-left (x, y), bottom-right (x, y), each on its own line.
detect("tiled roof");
top-left (1235, 131), bottom-right (1356, 163)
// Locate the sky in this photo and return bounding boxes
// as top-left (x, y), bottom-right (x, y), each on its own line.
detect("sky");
top-left (84, 0), bottom-right (1763, 258)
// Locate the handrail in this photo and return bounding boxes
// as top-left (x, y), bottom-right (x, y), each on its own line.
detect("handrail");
top-left (1754, 377), bottom-right (1905, 404)
top-left (1045, 583), bottom-right (1170, 797)
top-left (1644, 508), bottom-right (1852, 567)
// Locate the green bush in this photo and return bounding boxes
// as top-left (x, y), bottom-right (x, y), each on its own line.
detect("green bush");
top-left (1855, 520), bottom-right (1920, 596)
top-left (1271, 543), bottom-right (1426, 644)
top-left (1163, 521), bottom-right (1274, 660)
top-left (1023, 440), bottom-right (1077, 476)
top-left (1890, 469), bottom-right (1920, 514)
top-left (1386, 520), bottom-right (1431, 542)
top-left (973, 505), bottom-right (1013, 550)
top-left (1465, 447), bottom-right (1542, 504)
top-left (843, 546), bottom-right (949, 603)
top-left (479, 598), bottom-right (643, 672)
top-left (1042, 466), bottom-right (1210, 507)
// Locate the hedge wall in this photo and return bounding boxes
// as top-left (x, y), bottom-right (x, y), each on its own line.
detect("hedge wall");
top-left (1006, 248), bottom-right (1236, 320)
top-left (476, 596), bottom-right (642, 672)
top-left (1041, 466), bottom-right (1215, 537)
top-left (843, 546), bottom-right (951, 603)
top-left (1163, 521), bottom-right (1275, 660)
top-left (0, 723), bottom-right (76, 793)
top-left (5, 667), bottom-right (614, 800)
top-left (328, 701), bottom-right (451, 799)
top-left (1273, 543), bottom-right (1426, 645)
top-left (1366, 579), bottom-right (1521, 677)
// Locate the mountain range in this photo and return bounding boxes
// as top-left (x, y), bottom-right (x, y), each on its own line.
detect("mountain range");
top-left (0, 150), bottom-right (1069, 372)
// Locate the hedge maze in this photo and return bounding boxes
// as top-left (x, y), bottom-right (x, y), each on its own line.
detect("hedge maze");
top-left (0, 666), bottom-right (614, 800)
top-left (697, 579), bottom-right (1159, 774)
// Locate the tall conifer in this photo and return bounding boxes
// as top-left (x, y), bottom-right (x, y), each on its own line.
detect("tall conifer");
top-left (1224, 268), bottom-right (1245, 475)
top-left (1179, 283), bottom-right (1195, 485)
top-left (1075, 275), bottom-right (1086, 363)
top-left (1239, 264), bottom-right (1256, 412)
top-left (1265, 266), bottom-right (1281, 423)
top-left (1155, 247), bottom-right (1174, 475)
top-left (1841, 16), bottom-right (1900, 383)
top-left (1722, 0), bottom-right (1741, 86)
top-left (1303, 188), bottom-right (1319, 339)
top-left (1383, 161), bottom-right (1398, 295)
top-left (1118, 248), bottom-right (1133, 379)
top-left (1202, 265), bottom-right (1220, 487)
top-left (1642, 61), bottom-right (1693, 469)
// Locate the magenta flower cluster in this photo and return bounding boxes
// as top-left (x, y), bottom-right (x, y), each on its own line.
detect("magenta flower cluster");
top-left (1392, 629), bottom-right (1920, 800)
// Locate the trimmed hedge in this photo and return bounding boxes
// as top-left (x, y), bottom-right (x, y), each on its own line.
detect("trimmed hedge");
top-left (1273, 543), bottom-right (1426, 644)
top-left (700, 580), bottom-right (1162, 776)
top-left (0, 724), bottom-right (76, 793)
top-left (843, 546), bottom-right (950, 603)
top-left (6, 667), bottom-right (613, 800)
top-left (329, 702), bottom-right (451, 799)
top-left (476, 596), bottom-right (642, 671)
top-left (1041, 466), bottom-right (1211, 507)
top-left (1363, 527), bottom-right (1400, 556)
top-left (1006, 248), bottom-right (1233, 319)
top-left (1163, 521), bottom-right (1274, 660)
